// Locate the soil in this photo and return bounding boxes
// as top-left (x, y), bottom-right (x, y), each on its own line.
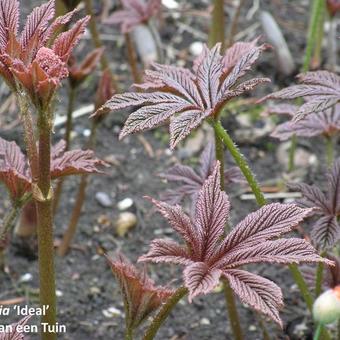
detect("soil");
top-left (0, 1), bottom-right (339, 339)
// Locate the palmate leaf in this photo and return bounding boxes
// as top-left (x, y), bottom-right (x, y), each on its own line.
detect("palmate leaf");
top-left (140, 162), bottom-right (329, 325)
top-left (94, 40), bottom-right (269, 149)
top-left (0, 316), bottom-right (31, 340)
top-left (261, 70), bottom-right (340, 120)
top-left (289, 159), bottom-right (340, 249)
top-left (107, 253), bottom-right (173, 330)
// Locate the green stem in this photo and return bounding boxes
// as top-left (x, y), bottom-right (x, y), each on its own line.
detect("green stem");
top-left (125, 328), bottom-right (133, 340)
top-left (315, 262), bottom-right (324, 298)
top-left (303, 0), bottom-right (325, 72)
top-left (223, 280), bottom-right (243, 340)
top-left (311, 3), bottom-right (325, 69)
top-left (35, 113), bottom-right (57, 340)
top-left (288, 134), bottom-right (297, 172)
top-left (289, 263), bottom-right (314, 311)
top-left (143, 287), bottom-right (187, 340)
top-left (314, 323), bottom-right (322, 340)
top-left (208, 0), bottom-right (225, 49)
top-left (325, 136), bottom-right (334, 167)
top-left (213, 120), bottom-right (266, 206)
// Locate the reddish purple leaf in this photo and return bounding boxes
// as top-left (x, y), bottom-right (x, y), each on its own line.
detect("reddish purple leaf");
top-left (261, 70), bottom-right (340, 120)
top-left (51, 141), bottom-right (106, 178)
top-left (95, 41), bottom-right (269, 148)
top-left (140, 162), bottom-right (328, 325)
top-left (107, 253), bottom-right (173, 330)
top-left (104, 0), bottom-right (161, 33)
top-left (0, 316), bottom-right (31, 340)
top-left (289, 159), bottom-right (340, 249)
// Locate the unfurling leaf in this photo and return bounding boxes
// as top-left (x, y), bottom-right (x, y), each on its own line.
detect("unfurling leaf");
top-left (139, 162), bottom-right (330, 325)
top-left (95, 41), bottom-right (269, 149)
top-left (69, 47), bottom-right (104, 87)
top-left (0, 0), bottom-right (89, 109)
top-left (107, 253), bottom-right (173, 330)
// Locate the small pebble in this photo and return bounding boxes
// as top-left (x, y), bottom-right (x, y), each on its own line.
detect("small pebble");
top-left (117, 198), bottom-right (134, 211)
top-left (95, 192), bottom-right (113, 208)
top-left (56, 290), bottom-right (63, 297)
top-left (83, 129), bottom-right (91, 137)
top-left (19, 273), bottom-right (33, 283)
top-left (249, 325), bottom-right (257, 331)
top-left (115, 212), bottom-right (137, 237)
top-left (200, 318), bottom-right (210, 325)
top-left (102, 306), bottom-right (123, 318)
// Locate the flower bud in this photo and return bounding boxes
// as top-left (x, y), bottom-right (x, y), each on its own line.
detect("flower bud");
top-left (313, 287), bottom-right (340, 324)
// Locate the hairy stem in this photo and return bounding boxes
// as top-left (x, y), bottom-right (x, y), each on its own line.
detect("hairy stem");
top-left (208, 0), bottom-right (225, 49)
top-left (35, 114), bottom-right (57, 340)
top-left (125, 33), bottom-right (141, 84)
top-left (213, 120), bottom-right (266, 206)
top-left (84, 0), bottom-right (118, 92)
top-left (143, 287), bottom-right (188, 340)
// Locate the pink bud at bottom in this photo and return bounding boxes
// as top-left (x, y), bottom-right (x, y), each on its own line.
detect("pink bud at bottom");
top-left (313, 287), bottom-right (340, 324)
